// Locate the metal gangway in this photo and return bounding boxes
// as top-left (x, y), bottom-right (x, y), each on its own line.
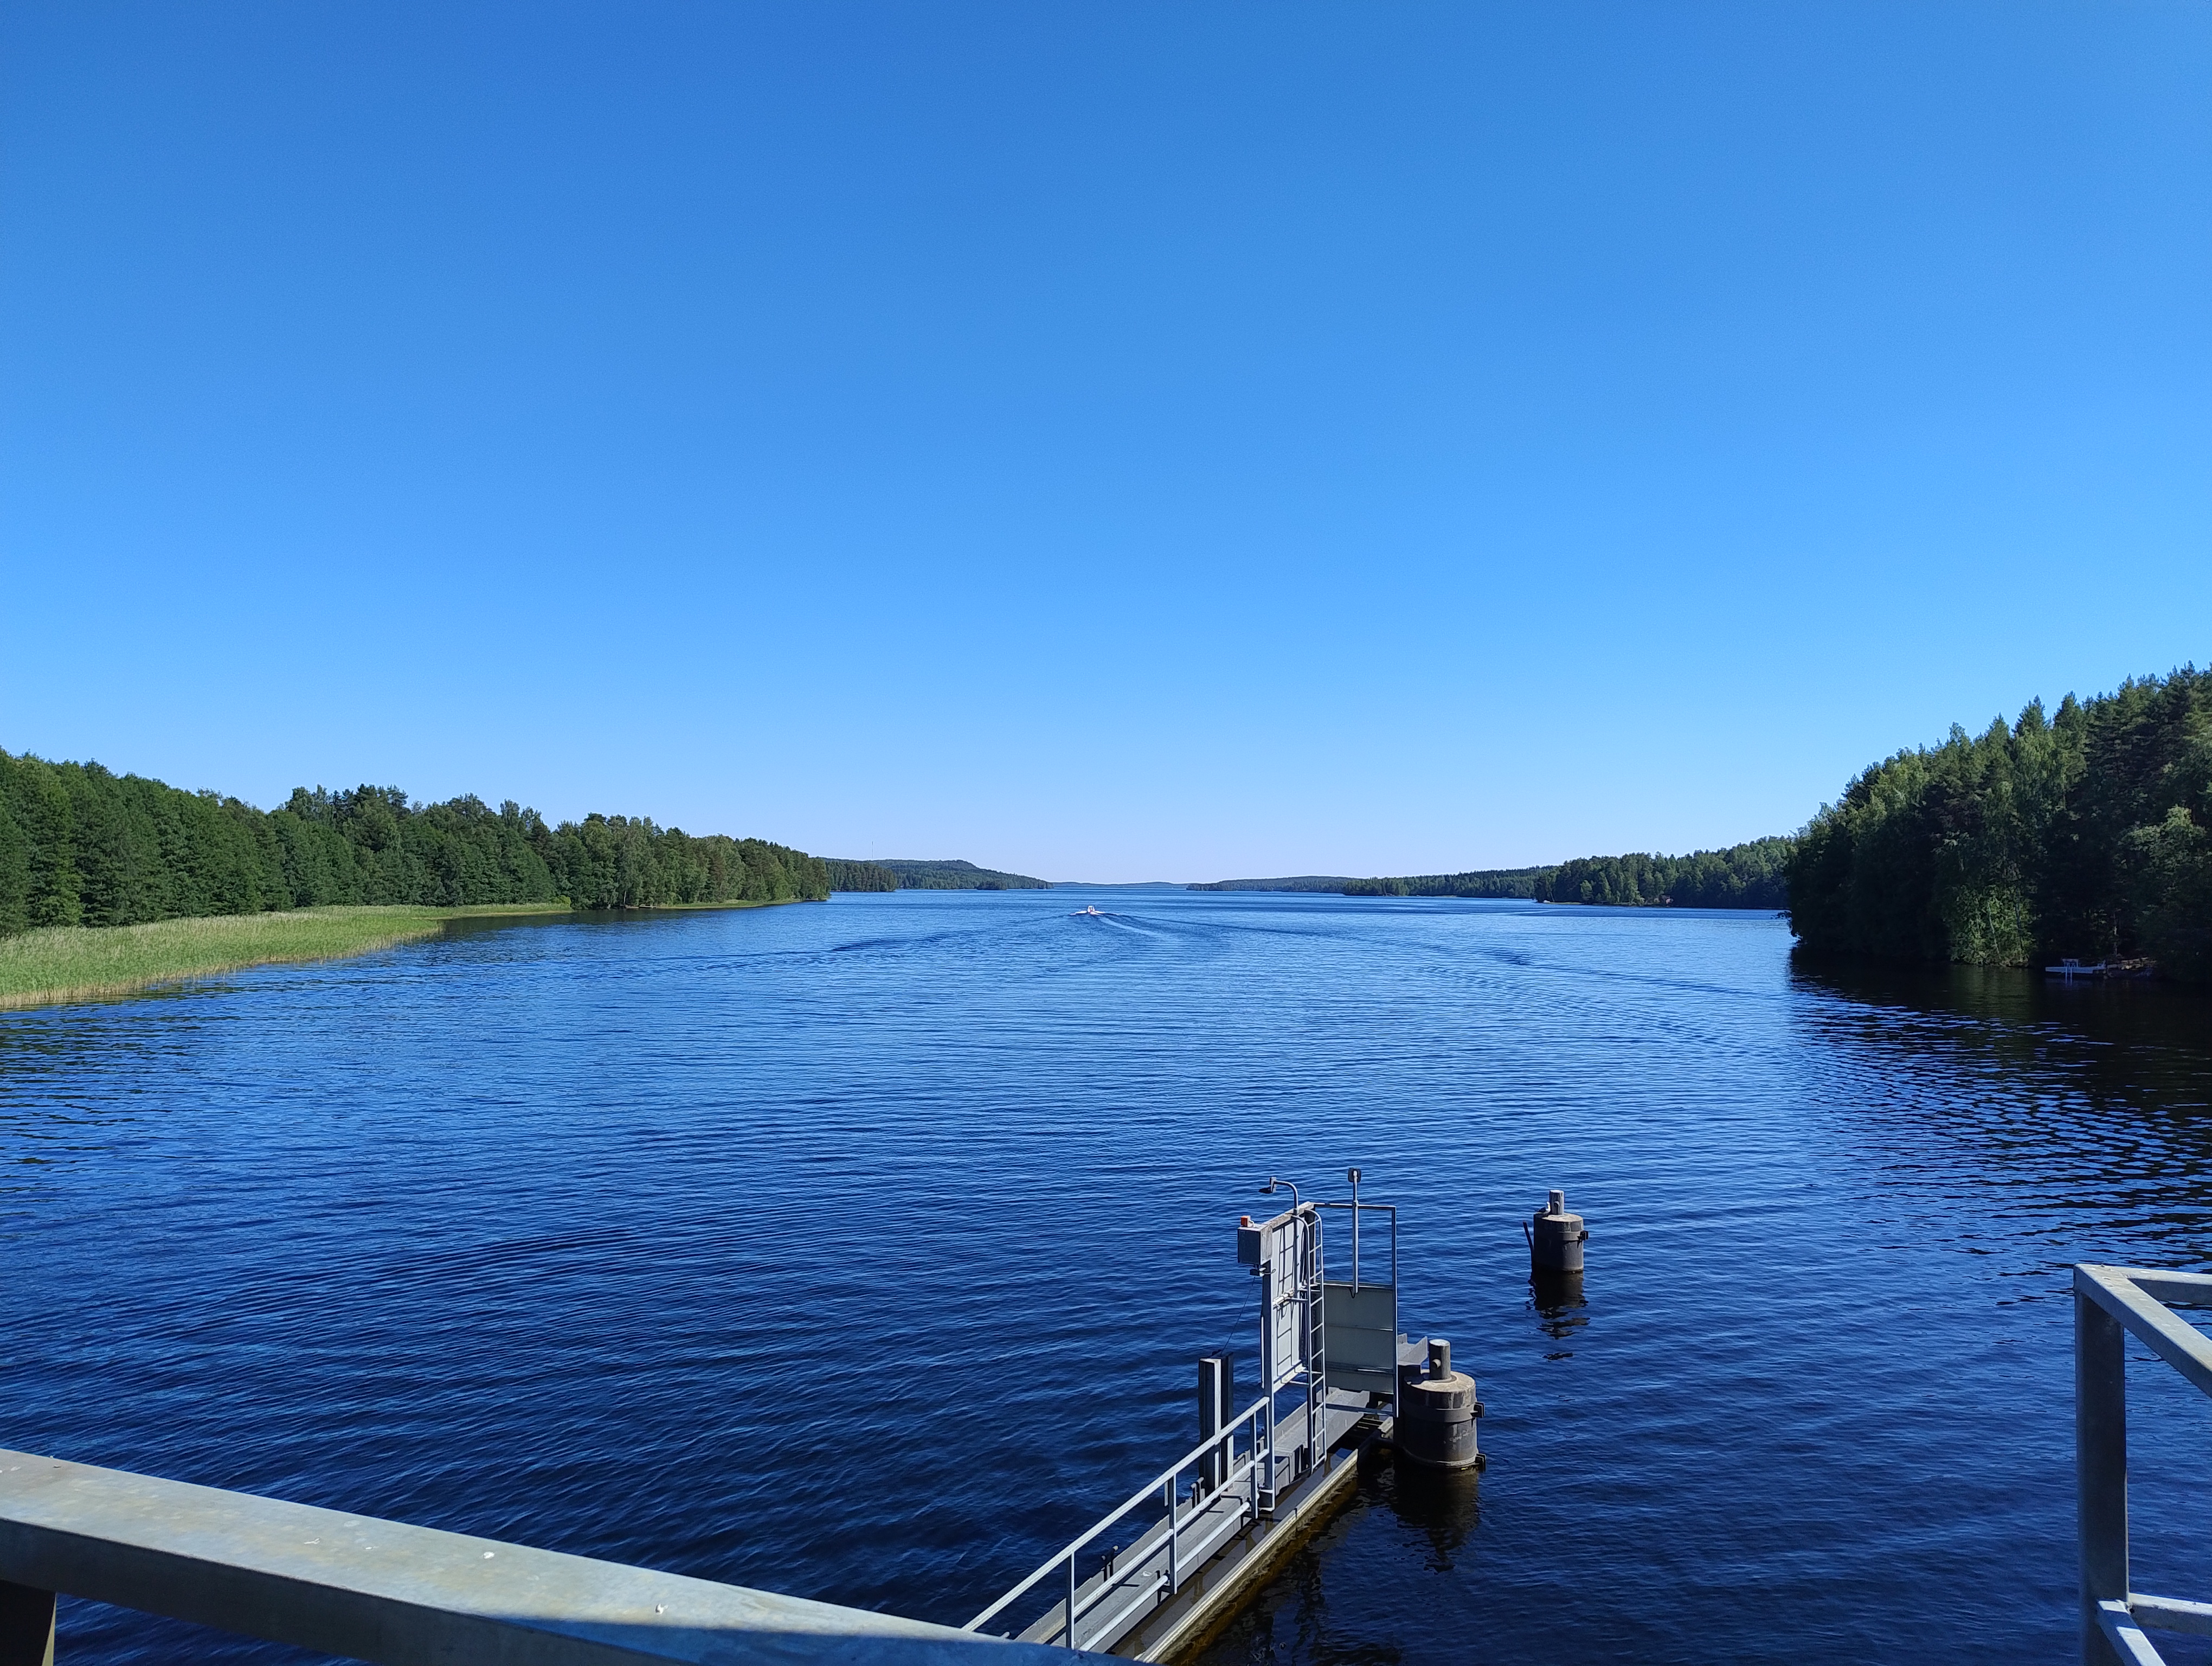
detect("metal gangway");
top-left (967, 1174), bottom-right (1405, 1659)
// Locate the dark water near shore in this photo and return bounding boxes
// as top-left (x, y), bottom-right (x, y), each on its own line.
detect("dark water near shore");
top-left (4, 889), bottom-right (2211, 1663)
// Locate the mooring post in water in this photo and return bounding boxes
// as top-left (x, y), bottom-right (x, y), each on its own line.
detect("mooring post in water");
top-left (1528, 1189), bottom-right (1587, 1275)
top-left (2076, 1282), bottom-right (2129, 1665)
top-left (1396, 1337), bottom-right (1482, 1470)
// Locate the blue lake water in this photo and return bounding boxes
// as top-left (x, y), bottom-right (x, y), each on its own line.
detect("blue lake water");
top-left (5, 888), bottom-right (2212, 1663)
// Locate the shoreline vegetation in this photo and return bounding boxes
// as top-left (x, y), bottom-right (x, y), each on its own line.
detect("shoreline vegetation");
top-left (0, 750), bottom-right (835, 1005)
top-left (0, 903), bottom-right (538, 1010)
top-left (0, 893), bottom-right (820, 1013)
top-left (0, 755), bottom-right (832, 934)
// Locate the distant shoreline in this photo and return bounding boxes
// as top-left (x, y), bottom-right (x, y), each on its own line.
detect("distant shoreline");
top-left (0, 898), bottom-right (809, 1012)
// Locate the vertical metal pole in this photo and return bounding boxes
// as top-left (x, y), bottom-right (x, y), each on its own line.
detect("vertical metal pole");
top-left (1249, 1407), bottom-right (1261, 1520)
top-left (1310, 1208), bottom-right (1324, 1472)
top-left (1066, 1550), bottom-right (1078, 1650)
top-left (0, 1581), bottom-right (56, 1666)
top-left (1199, 1355), bottom-right (1224, 1490)
top-left (1166, 1477), bottom-right (1179, 1593)
top-left (2078, 1284), bottom-right (2129, 1665)
top-left (1258, 1251), bottom-right (1274, 1509)
top-left (1381, 1204), bottom-right (1392, 1432)
top-left (1351, 1171), bottom-right (1360, 1294)
top-left (1297, 1209), bottom-right (1311, 1477)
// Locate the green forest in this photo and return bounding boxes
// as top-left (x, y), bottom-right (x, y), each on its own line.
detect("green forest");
top-left (1533, 839), bottom-right (1793, 908)
top-left (831, 858), bottom-right (1049, 891)
top-left (1187, 876), bottom-right (1357, 892)
top-left (1342, 868), bottom-right (1548, 899)
top-left (1787, 667), bottom-right (2210, 979)
top-left (1324, 841), bottom-right (1789, 906)
top-left (0, 752), bottom-right (829, 934)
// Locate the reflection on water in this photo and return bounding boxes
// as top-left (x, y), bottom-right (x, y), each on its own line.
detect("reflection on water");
top-left (1200, 1458), bottom-right (1481, 1664)
top-left (1527, 1270), bottom-right (1587, 1358)
top-left (1385, 1458), bottom-right (1483, 1572)
top-left (2, 895), bottom-right (2209, 1665)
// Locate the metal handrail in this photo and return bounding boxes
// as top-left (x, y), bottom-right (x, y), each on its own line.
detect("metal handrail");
top-left (964, 1395), bottom-right (1269, 1645)
top-left (0, 1446), bottom-right (1078, 1666)
top-left (2075, 1264), bottom-right (2212, 1665)
top-left (1313, 1199), bottom-right (1398, 1294)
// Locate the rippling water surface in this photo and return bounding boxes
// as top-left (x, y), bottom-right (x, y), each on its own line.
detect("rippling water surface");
top-left (5, 889), bottom-right (2211, 1663)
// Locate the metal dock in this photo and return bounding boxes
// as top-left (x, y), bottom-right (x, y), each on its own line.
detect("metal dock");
top-left (966, 1176), bottom-right (1474, 1660)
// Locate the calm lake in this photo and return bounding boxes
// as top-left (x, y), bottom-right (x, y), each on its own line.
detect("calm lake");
top-left (5, 888), bottom-right (2211, 1663)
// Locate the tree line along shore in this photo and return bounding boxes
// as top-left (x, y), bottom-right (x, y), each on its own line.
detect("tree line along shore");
top-left (0, 763), bottom-right (831, 933)
top-left (0, 760), bottom-right (834, 1005)
top-left (1197, 665), bottom-right (2208, 982)
top-left (1, 662), bottom-right (2203, 1002)
top-left (1286, 837), bottom-right (1795, 908)
top-left (1788, 665), bottom-right (2208, 981)
top-left (826, 857), bottom-right (1048, 892)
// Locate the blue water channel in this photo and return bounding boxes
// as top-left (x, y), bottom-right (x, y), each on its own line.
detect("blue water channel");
top-left (5, 888), bottom-right (2212, 1663)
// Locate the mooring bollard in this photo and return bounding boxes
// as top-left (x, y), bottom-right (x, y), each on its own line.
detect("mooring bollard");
top-left (1397, 1337), bottom-right (1482, 1469)
top-left (1527, 1188), bottom-right (1588, 1274)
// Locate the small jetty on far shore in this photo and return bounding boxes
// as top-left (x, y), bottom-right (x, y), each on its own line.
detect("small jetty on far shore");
top-left (2046, 957), bottom-right (2158, 982)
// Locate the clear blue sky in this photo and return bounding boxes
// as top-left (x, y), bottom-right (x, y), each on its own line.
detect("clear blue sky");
top-left (3, 3), bottom-right (2205, 882)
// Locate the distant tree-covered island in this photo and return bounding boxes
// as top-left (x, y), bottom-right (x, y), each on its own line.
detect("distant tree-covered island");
top-left (1187, 876), bottom-right (1359, 893)
top-left (0, 753), bottom-right (829, 934)
top-left (1193, 843), bottom-right (1785, 907)
top-left (827, 858), bottom-right (1049, 892)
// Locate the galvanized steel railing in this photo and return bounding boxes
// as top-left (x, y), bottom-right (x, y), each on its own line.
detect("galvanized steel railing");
top-left (965, 1397), bottom-right (1269, 1652)
top-left (2074, 1264), bottom-right (2212, 1665)
top-left (0, 1446), bottom-right (1085, 1665)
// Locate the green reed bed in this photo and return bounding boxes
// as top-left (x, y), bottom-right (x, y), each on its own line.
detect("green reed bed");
top-left (0, 905), bottom-right (570, 1010)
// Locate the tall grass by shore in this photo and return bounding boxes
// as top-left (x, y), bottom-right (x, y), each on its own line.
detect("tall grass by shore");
top-left (0, 905), bottom-right (570, 1010)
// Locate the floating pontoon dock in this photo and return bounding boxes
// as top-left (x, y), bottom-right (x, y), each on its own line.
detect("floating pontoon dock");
top-left (965, 1179), bottom-right (1474, 1660)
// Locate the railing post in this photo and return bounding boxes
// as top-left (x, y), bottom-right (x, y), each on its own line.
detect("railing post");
top-left (1198, 1353), bottom-right (1234, 1491)
top-left (1166, 1478), bottom-right (1179, 1594)
top-left (1065, 1551), bottom-right (1077, 1651)
top-left (2079, 1281), bottom-right (2129, 1664)
top-left (0, 1580), bottom-right (55, 1666)
top-left (1248, 1414), bottom-right (1260, 1521)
